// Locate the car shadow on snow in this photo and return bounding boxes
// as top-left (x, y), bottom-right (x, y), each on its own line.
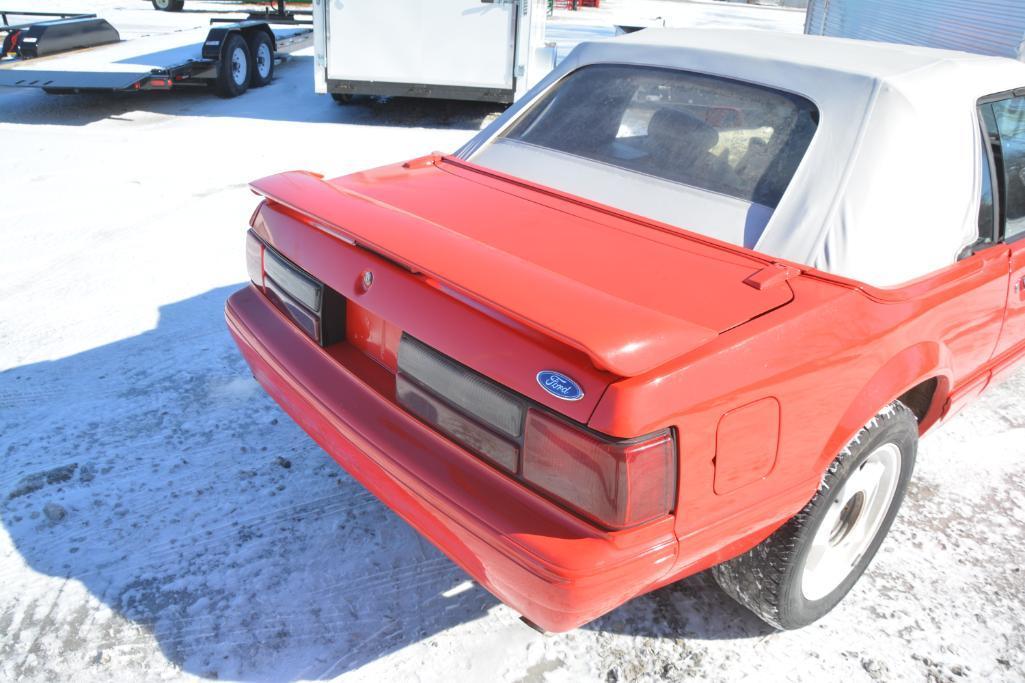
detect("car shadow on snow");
top-left (0, 286), bottom-right (766, 681)
top-left (0, 55), bottom-right (506, 130)
top-left (585, 573), bottom-right (776, 643)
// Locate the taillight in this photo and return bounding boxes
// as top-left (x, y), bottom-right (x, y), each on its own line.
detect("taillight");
top-left (396, 334), bottom-right (677, 530)
top-left (396, 375), bottom-right (519, 473)
top-left (398, 335), bottom-right (524, 440)
top-left (521, 410), bottom-right (675, 529)
top-left (246, 231), bottom-right (264, 287)
top-left (246, 230), bottom-right (345, 346)
top-left (264, 277), bottom-right (322, 341)
top-left (264, 248), bottom-right (322, 313)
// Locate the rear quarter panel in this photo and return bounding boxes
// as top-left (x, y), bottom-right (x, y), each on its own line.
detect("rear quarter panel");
top-left (589, 249), bottom-right (1010, 578)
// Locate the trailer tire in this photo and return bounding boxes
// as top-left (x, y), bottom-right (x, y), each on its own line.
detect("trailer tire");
top-left (247, 31), bottom-right (274, 88)
top-left (215, 34), bottom-right (251, 98)
top-left (152, 0), bottom-right (185, 11)
top-left (711, 401), bottom-right (917, 630)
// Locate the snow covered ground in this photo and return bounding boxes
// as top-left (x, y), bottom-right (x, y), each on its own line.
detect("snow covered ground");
top-left (0, 1), bottom-right (1023, 681)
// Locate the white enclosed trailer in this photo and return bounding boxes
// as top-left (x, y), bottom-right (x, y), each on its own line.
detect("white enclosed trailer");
top-left (805, 0), bottom-right (1025, 61)
top-left (311, 0), bottom-right (554, 103)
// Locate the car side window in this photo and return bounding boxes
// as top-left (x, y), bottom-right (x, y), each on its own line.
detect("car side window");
top-left (987, 96), bottom-right (1025, 240)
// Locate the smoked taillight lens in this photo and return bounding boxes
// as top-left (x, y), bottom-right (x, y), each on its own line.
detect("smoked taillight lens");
top-left (398, 335), bottom-right (524, 440)
top-left (264, 247), bottom-right (322, 313)
top-left (246, 230), bottom-right (345, 346)
top-left (264, 277), bottom-right (321, 341)
top-left (246, 231), bottom-right (264, 287)
top-left (522, 410), bottom-right (676, 529)
top-left (396, 375), bottom-right (519, 473)
top-left (395, 335), bottom-right (677, 530)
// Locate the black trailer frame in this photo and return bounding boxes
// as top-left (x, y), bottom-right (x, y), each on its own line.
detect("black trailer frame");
top-left (1, 10), bottom-right (93, 29)
top-left (1, 11), bottom-right (119, 58)
top-left (0, 9), bottom-right (312, 97)
top-left (238, 1), bottom-right (313, 26)
top-left (153, 0), bottom-right (314, 25)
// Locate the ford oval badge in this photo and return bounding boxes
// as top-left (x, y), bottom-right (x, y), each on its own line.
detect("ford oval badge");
top-left (536, 371), bottom-right (585, 401)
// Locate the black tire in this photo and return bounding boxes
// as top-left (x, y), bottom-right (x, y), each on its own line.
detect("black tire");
top-left (712, 401), bottom-right (918, 629)
top-left (331, 93), bottom-right (355, 104)
top-left (246, 31), bottom-right (274, 88)
top-left (151, 0), bottom-right (185, 11)
top-left (214, 34), bottom-right (251, 98)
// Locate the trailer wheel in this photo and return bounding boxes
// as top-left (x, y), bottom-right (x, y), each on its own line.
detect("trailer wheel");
top-left (247, 31), bottom-right (274, 88)
top-left (152, 0), bottom-right (185, 11)
top-left (331, 93), bottom-right (354, 104)
top-left (215, 34), bottom-right (252, 98)
top-left (711, 401), bottom-right (917, 629)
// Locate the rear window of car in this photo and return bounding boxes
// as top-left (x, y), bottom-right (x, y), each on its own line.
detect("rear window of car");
top-left (500, 64), bottom-right (819, 209)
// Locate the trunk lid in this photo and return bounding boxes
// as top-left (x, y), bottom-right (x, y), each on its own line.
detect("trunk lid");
top-left (250, 157), bottom-right (794, 379)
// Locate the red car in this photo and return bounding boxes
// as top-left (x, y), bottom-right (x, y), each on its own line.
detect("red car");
top-left (226, 30), bottom-right (1025, 630)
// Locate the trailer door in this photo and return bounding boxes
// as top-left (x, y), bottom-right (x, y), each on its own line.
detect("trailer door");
top-left (326, 0), bottom-right (516, 91)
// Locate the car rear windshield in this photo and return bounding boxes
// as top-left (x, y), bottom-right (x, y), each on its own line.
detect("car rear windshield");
top-left (500, 64), bottom-right (819, 208)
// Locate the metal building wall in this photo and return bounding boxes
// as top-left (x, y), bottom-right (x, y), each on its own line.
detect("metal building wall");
top-left (805, 0), bottom-right (1025, 61)
top-left (718, 0), bottom-right (808, 7)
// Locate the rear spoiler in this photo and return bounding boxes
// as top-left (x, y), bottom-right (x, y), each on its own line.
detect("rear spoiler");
top-left (250, 170), bottom-right (717, 377)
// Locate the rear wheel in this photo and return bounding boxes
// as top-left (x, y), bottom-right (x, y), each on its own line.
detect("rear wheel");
top-left (331, 93), bottom-right (355, 104)
top-left (215, 34), bottom-right (251, 98)
top-left (152, 0), bottom-right (185, 11)
top-left (247, 31), bottom-right (274, 88)
top-left (712, 401), bottom-right (917, 629)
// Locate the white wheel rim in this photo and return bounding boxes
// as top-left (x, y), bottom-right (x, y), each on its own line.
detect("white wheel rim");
top-left (801, 442), bottom-right (902, 602)
top-left (256, 43), bottom-right (272, 79)
top-left (231, 47), bottom-right (248, 86)
top-left (155, 0), bottom-right (169, 7)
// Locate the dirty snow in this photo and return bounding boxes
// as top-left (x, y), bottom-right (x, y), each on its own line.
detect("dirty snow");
top-left (0, 1), bottom-right (1022, 682)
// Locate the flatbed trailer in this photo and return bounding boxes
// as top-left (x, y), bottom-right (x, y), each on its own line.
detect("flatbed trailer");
top-left (150, 0), bottom-right (313, 24)
top-left (0, 10), bottom-right (312, 97)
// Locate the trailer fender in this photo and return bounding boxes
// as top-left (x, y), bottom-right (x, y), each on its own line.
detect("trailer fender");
top-left (202, 22), bottom-right (275, 64)
top-left (240, 24), bottom-right (276, 53)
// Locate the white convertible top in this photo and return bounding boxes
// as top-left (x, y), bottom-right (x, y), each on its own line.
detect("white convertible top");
top-left (459, 29), bottom-right (1025, 287)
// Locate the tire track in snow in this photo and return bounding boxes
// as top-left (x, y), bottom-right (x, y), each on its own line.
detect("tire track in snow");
top-left (0, 494), bottom-right (384, 583)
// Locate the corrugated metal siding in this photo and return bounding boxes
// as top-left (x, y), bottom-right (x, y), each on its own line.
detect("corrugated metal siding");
top-left (721, 0), bottom-right (807, 7)
top-left (805, 0), bottom-right (1025, 61)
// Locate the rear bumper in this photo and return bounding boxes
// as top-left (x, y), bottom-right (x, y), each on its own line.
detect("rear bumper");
top-left (225, 285), bottom-right (679, 631)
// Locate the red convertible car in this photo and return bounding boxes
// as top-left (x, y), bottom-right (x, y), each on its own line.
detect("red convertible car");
top-left (226, 30), bottom-right (1025, 630)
